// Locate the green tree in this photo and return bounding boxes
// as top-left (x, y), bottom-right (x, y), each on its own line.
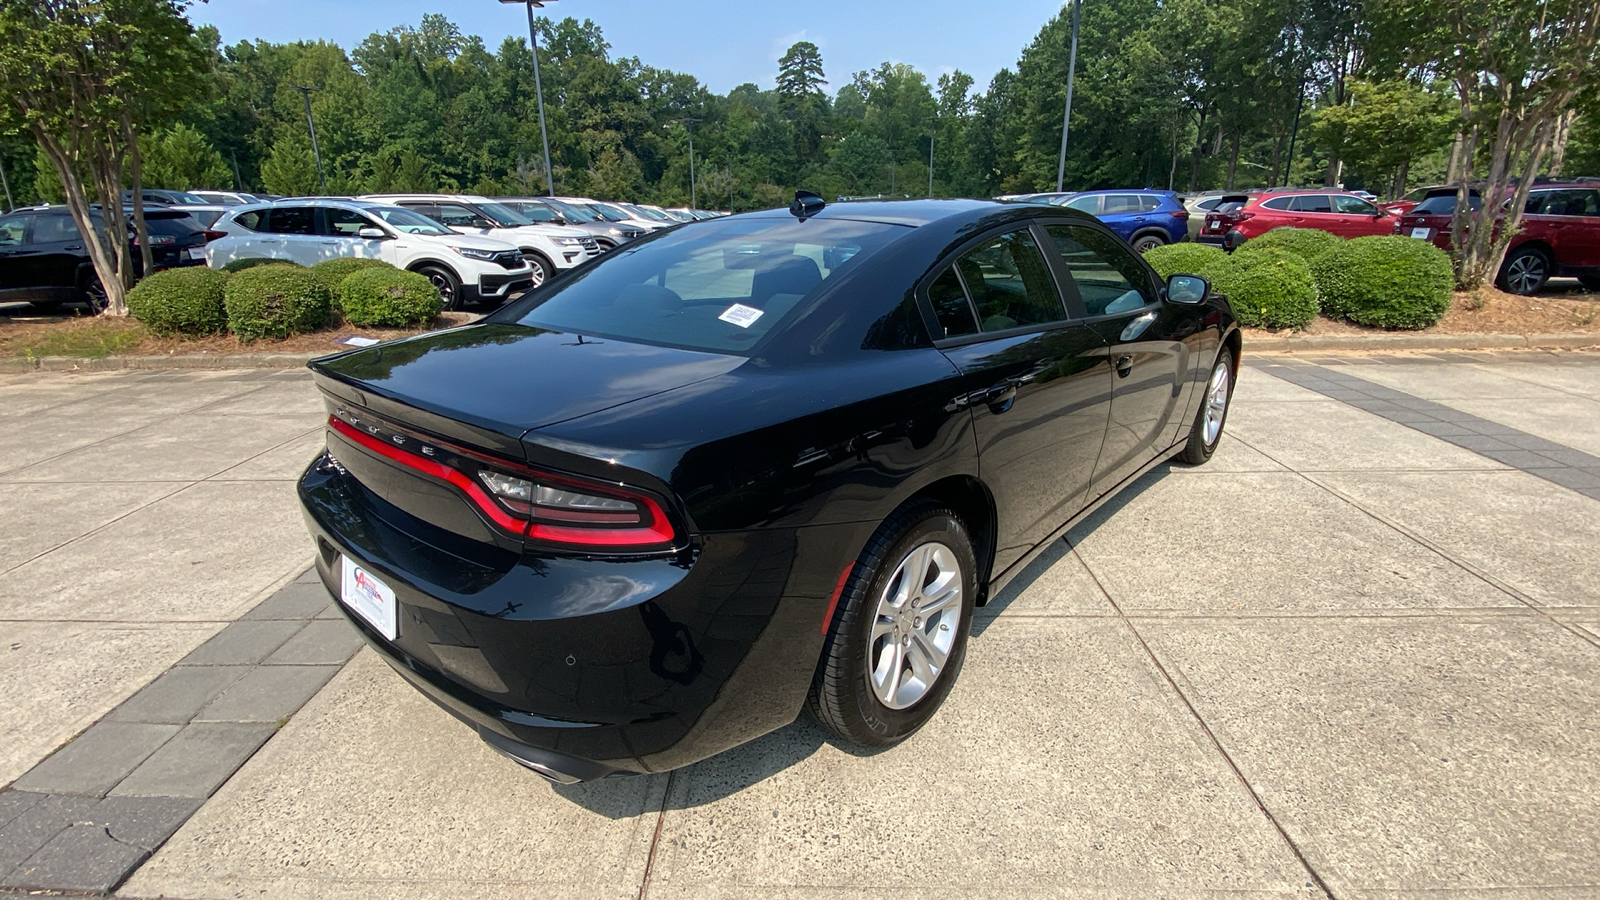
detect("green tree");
top-left (1311, 79), bottom-right (1455, 197)
top-left (0, 0), bottom-right (207, 315)
top-left (260, 135), bottom-right (319, 195)
top-left (144, 122), bottom-right (231, 189)
top-left (831, 131), bottom-right (891, 194)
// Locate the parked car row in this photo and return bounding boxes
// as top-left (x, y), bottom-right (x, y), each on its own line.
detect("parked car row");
top-left (1395, 183), bottom-right (1600, 294)
top-left (0, 204), bottom-right (212, 311)
top-left (1199, 189), bottom-right (1398, 249)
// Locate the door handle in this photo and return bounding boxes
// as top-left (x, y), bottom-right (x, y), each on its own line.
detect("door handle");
top-left (259, 239), bottom-right (281, 244)
top-left (983, 383), bottom-right (1018, 413)
top-left (64, 245), bottom-right (83, 251)
top-left (1115, 355), bottom-right (1134, 378)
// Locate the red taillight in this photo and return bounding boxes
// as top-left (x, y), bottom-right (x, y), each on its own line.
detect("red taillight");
top-left (202, 230), bottom-right (227, 243)
top-left (328, 416), bottom-right (678, 550)
top-left (1170, 210), bottom-right (1189, 219)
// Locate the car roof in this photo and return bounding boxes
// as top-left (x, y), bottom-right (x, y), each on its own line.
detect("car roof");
top-left (363, 193), bottom-right (492, 203)
top-left (1068, 188), bottom-right (1178, 197)
top-left (736, 197), bottom-right (1069, 229)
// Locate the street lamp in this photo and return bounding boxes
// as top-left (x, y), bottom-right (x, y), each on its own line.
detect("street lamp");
top-left (500, 0), bottom-right (557, 197)
top-left (672, 119), bottom-right (699, 210)
top-left (292, 85), bottom-right (327, 193)
top-left (1054, 0), bottom-right (1083, 193)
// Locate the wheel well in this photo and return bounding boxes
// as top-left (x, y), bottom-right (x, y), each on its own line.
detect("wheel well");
top-left (1506, 241), bottom-right (1553, 264)
top-left (406, 259), bottom-right (459, 280)
top-left (520, 248), bottom-right (553, 265)
top-left (1224, 328), bottom-right (1242, 374)
top-left (1130, 227), bottom-right (1169, 244)
top-left (901, 475), bottom-right (998, 605)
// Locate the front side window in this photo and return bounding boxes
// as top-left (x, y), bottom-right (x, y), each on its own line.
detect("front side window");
top-left (515, 201), bottom-right (563, 223)
top-left (1044, 224), bottom-right (1151, 317)
top-left (1063, 195), bottom-right (1100, 214)
top-left (324, 208), bottom-right (380, 237)
top-left (512, 216), bottom-right (904, 354)
top-left (370, 206), bottom-right (452, 236)
top-left (1334, 195), bottom-right (1381, 215)
top-left (951, 229), bottom-right (1065, 332)
top-left (1290, 195), bottom-right (1334, 213)
top-left (433, 204), bottom-right (483, 228)
top-left (269, 207), bottom-right (317, 235)
top-left (0, 215), bottom-right (29, 244)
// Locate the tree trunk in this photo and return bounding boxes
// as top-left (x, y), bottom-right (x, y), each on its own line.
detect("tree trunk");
top-left (1547, 109), bottom-right (1577, 178)
top-left (1455, 113), bottom-right (1552, 290)
top-left (33, 129), bottom-right (129, 315)
top-left (122, 115), bottom-right (153, 283)
top-left (1445, 130), bottom-right (1466, 184)
top-left (1226, 130), bottom-right (1241, 190)
top-left (1167, 115), bottom-right (1180, 191)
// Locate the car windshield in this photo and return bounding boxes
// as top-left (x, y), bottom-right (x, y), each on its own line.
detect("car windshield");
top-left (369, 206), bottom-right (453, 236)
top-left (513, 201), bottom-right (564, 223)
top-left (476, 202), bottom-right (535, 227)
top-left (627, 204), bottom-right (674, 222)
top-left (587, 203), bottom-right (633, 222)
top-left (510, 216), bottom-right (905, 355)
top-left (545, 198), bottom-right (598, 223)
top-left (1413, 193), bottom-right (1479, 216)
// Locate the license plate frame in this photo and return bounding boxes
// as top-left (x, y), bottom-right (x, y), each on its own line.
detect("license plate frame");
top-left (1409, 227), bottom-right (1432, 240)
top-left (186, 247), bottom-right (207, 261)
top-left (340, 556), bottom-right (398, 641)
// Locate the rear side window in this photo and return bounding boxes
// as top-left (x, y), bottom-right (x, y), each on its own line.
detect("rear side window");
top-left (269, 207), bottom-right (317, 235)
top-left (513, 216), bottom-right (904, 354)
top-left (1101, 195), bottom-right (1144, 214)
top-left (927, 266), bottom-right (978, 338)
top-left (953, 229), bottom-right (1065, 332)
top-left (1139, 194), bottom-right (1164, 211)
top-left (232, 210), bottom-right (265, 231)
top-left (1528, 189), bottom-right (1600, 217)
top-left (31, 215), bottom-right (82, 243)
top-left (1260, 197), bottom-right (1294, 212)
top-left (1414, 193), bottom-right (1479, 216)
top-left (1044, 224), bottom-right (1152, 317)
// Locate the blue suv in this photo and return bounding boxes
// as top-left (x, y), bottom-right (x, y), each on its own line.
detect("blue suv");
top-left (1046, 190), bottom-right (1190, 253)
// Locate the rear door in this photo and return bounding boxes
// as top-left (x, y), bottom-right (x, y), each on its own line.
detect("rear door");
top-left (930, 224), bottom-right (1112, 575)
top-left (1289, 194), bottom-right (1340, 234)
top-left (265, 206), bottom-right (322, 265)
top-left (1041, 221), bottom-right (1207, 497)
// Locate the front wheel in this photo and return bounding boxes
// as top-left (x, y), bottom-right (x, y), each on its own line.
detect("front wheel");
top-left (1178, 347), bottom-right (1234, 466)
top-left (81, 274), bottom-right (109, 314)
top-left (523, 252), bottom-right (552, 288)
top-left (1498, 247), bottom-right (1550, 296)
top-left (809, 503), bottom-right (977, 747)
top-left (415, 264), bottom-right (462, 310)
top-left (1131, 233), bottom-right (1168, 254)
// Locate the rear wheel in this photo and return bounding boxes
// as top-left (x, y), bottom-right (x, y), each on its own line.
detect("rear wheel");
top-left (809, 502), bottom-right (976, 747)
top-left (1131, 232), bottom-right (1168, 254)
top-left (415, 264), bottom-right (462, 310)
top-left (1497, 247), bottom-right (1550, 296)
top-left (1178, 348), bottom-right (1234, 466)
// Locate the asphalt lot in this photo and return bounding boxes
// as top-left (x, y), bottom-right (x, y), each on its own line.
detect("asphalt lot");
top-left (0, 350), bottom-right (1597, 898)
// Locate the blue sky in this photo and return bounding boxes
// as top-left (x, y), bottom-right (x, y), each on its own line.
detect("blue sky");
top-left (190, 0), bottom-right (1067, 94)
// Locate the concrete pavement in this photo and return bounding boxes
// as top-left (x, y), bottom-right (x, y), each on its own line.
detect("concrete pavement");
top-left (0, 351), bottom-right (1596, 898)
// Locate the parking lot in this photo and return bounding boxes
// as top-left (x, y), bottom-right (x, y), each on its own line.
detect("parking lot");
top-left (0, 350), bottom-right (1597, 898)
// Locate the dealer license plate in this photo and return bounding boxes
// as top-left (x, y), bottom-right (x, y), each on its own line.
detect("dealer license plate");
top-left (186, 247), bottom-right (207, 260)
top-left (1410, 227), bottom-right (1432, 240)
top-left (340, 557), bottom-right (398, 641)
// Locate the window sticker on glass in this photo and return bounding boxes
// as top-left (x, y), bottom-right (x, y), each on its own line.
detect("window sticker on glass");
top-left (718, 303), bottom-right (764, 328)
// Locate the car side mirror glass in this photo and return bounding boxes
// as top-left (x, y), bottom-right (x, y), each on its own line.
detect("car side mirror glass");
top-left (357, 227), bottom-right (388, 240)
top-left (1166, 273), bottom-right (1208, 305)
top-left (472, 217), bottom-right (494, 229)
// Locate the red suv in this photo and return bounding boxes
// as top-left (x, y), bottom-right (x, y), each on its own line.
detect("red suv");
top-left (1394, 184), bottom-right (1600, 294)
top-left (1201, 190), bottom-right (1398, 249)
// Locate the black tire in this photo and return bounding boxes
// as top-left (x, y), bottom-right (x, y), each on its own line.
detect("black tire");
top-left (523, 251), bottom-right (552, 289)
top-left (415, 264), bottom-right (462, 310)
top-left (594, 238), bottom-right (617, 252)
top-left (1178, 347), bottom-right (1235, 466)
top-left (1131, 232), bottom-right (1168, 254)
top-left (81, 274), bottom-right (109, 314)
top-left (1579, 275), bottom-right (1600, 292)
top-left (809, 502), bottom-right (977, 747)
top-left (1497, 246), bottom-right (1551, 296)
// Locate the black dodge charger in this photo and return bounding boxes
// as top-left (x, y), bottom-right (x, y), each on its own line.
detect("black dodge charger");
top-left (299, 195), bottom-right (1239, 783)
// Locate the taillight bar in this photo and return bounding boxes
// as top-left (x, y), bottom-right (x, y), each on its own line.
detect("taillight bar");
top-left (328, 416), bottom-right (678, 550)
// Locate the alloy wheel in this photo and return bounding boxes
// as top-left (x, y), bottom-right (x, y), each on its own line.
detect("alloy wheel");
top-left (1506, 254), bottom-right (1546, 295)
top-left (529, 258), bottom-right (547, 288)
top-left (1203, 359), bottom-right (1230, 446)
top-left (426, 271), bottom-right (456, 308)
top-left (868, 540), bottom-right (963, 710)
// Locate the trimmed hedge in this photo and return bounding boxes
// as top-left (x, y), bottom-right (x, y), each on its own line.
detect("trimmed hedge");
top-left (1240, 226), bottom-right (1343, 262)
top-left (333, 267), bottom-right (442, 327)
top-left (1143, 243), bottom-right (1229, 281)
top-left (125, 266), bottom-right (230, 336)
top-left (1218, 247), bottom-right (1319, 330)
top-left (223, 266), bottom-right (332, 341)
top-left (1311, 235), bottom-right (1454, 329)
top-left (221, 257), bottom-right (302, 273)
top-left (309, 257), bottom-right (397, 292)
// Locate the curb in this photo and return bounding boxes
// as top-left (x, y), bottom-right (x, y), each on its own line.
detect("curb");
top-left (1244, 332), bottom-right (1600, 354)
top-left (2, 333), bottom-right (1597, 374)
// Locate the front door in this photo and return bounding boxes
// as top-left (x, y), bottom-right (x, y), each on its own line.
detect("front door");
top-left (28, 214), bottom-right (89, 292)
top-left (0, 214), bottom-right (31, 294)
top-left (931, 225), bottom-right (1112, 575)
top-left (1040, 222), bottom-right (1208, 498)
top-left (1332, 194), bottom-right (1394, 237)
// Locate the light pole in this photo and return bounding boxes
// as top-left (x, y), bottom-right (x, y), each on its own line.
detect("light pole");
top-left (1054, 0), bottom-right (1083, 193)
top-left (292, 85), bottom-right (327, 193)
top-left (501, 0), bottom-right (558, 197)
top-left (672, 119), bottom-right (699, 210)
top-left (928, 117), bottom-right (935, 198)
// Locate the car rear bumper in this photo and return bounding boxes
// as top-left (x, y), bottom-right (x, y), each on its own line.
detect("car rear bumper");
top-left (297, 450), bottom-right (847, 779)
top-left (1197, 231), bottom-right (1245, 250)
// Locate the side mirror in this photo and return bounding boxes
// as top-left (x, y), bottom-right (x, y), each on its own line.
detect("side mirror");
top-left (357, 227), bottom-right (388, 240)
top-left (471, 217), bottom-right (494, 229)
top-left (1165, 273), bottom-right (1209, 305)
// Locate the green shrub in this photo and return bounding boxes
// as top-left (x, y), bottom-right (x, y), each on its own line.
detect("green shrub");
top-left (1143, 242), bottom-right (1229, 280)
top-left (223, 266), bottom-right (332, 341)
top-left (125, 267), bottom-right (229, 336)
top-left (332, 267), bottom-right (442, 327)
top-left (309, 257), bottom-right (397, 293)
top-left (221, 257), bottom-right (303, 273)
top-left (1311, 235), bottom-right (1453, 329)
top-left (1240, 226), bottom-right (1343, 262)
top-left (1215, 247), bottom-right (1319, 330)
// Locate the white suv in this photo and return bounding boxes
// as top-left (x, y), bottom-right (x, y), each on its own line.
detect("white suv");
top-left (204, 199), bottom-right (532, 309)
top-left (361, 194), bottom-right (600, 287)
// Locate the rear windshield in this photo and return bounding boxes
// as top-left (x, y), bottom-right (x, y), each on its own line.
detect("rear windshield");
top-left (511, 216), bottom-right (906, 354)
top-left (1413, 193), bottom-right (1480, 216)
